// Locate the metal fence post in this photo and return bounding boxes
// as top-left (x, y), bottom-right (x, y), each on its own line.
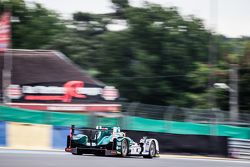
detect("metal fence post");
top-left (127, 102), bottom-right (139, 117)
top-left (164, 106), bottom-right (175, 133)
top-left (119, 112), bottom-right (126, 130)
top-left (209, 108), bottom-right (218, 136)
top-left (89, 112), bottom-right (97, 128)
top-left (126, 102), bottom-right (139, 130)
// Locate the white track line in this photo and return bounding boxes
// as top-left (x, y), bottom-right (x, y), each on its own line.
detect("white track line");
top-left (160, 155), bottom-right (250, 164)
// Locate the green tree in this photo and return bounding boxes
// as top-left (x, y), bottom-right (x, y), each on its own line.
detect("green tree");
top-left (239, 42), bottom-right (250, 111)
top-left (2, 0), bottom-right (250, 112)
top-left (0, 0), bottom-right (65, 49)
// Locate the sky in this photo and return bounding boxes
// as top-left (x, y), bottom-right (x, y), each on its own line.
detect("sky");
top-left (24, 0), bottom-right (250, 38)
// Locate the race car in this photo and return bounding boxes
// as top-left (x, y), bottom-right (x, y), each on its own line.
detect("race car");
top-left (65, 125), bottom-right (159, 158)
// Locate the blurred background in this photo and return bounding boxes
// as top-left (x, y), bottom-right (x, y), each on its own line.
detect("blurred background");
top-left (0, 0), bottom-right (250, 160)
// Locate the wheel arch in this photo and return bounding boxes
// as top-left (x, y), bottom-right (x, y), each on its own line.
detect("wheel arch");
top-left (151, 139), bottom-right (159, 154)
top-left (141, 138), bottom-right (159, 156)
top-left (116, 137), bottom-right (132, 146)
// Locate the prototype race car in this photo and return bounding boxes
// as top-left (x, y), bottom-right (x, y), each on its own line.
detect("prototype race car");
top-left (65, 125), bottom-right (159, 158)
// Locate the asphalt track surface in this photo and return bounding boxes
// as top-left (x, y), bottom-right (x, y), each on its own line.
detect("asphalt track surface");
top-left (0, 150), bottom-right (250, 167)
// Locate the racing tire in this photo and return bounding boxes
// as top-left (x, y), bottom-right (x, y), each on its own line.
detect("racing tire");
top-left (143, 141), bottom-right (156, 159)
top-left (120, 139), bottom-right (128, 157)
top-left (72, 152), bottom-right (82, 155)
top-left (94, 153), bottom-right (104, 156)
top-left (71, 148), bottom-right (82, 155)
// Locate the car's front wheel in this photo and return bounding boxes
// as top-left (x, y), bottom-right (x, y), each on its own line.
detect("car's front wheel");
top-left (143, 141), bottom-right (156, 158)
top-left (121, 139), bottom-right (128, 157)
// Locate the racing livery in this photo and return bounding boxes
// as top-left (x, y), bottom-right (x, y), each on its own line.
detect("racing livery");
top-left (65, 125), bottom-right (159, 158)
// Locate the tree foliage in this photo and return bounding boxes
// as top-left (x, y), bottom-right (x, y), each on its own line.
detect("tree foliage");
top-left (1, 0), bottom-right (250, 112)
top-left (0, 0), bottom-right (65, 49)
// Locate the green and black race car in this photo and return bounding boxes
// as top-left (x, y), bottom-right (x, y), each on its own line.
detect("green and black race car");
top-left (65, 125), bottom-right (159, 158)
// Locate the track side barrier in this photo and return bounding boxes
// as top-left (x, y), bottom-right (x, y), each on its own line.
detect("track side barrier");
top-left (229, 138), bottom-right (250, 160)
top-left (0, 105), bottom-right (250, 140)
top-left (7, 122), bottom-right (52, 150)
top-left (124, 130), bottom-right (228, 157)
top-left (0, 121), bottom-right (6, 146)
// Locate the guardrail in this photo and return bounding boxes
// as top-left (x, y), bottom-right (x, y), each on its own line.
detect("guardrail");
top-left (1, 105), bottom-right (250, 139)
top-left (229, 138), bottom-right (250, 159)
top-left (122, 102), bottom-right (250, 125)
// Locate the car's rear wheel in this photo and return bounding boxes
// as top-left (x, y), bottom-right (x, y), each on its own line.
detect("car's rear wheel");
top-left (121, 139), bottom-right (128, 157)
top-left (94, 152), bottom-right (104, 156)
top-left (143, 141), bottom-right (156, 158)
top-left (71, 148), bottom-right (82, 155)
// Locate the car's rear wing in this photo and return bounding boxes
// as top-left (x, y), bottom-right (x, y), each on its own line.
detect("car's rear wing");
top-left (70, 125), bottom-right (111, 132)
top-left (66, 125), bottom-right (99, 151)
